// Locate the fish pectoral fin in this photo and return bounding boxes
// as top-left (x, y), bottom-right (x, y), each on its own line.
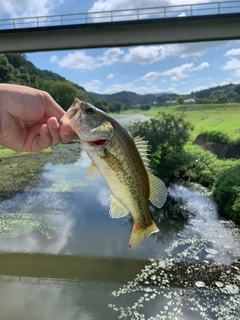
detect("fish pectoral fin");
top-left (148, 171), bottom-right (167, 209)
top-left (109, 196), bottom-right (129, 219)
top-left (85, 162), bottom-right (100, 180)
top-left (129, 221), bottom-right (159, 249)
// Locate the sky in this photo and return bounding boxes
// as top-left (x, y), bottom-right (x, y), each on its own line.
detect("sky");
top-left (1, 0), bottom-right (240, 95)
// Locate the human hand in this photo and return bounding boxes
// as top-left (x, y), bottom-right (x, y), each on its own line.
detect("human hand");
top-left (0, 84), bottom-right (76, 152)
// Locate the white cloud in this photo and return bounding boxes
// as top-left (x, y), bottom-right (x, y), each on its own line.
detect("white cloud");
top-left (141, 71), bottom-right (160, 83)
top-left (0, 0), bottom-right (63, 18)
top-left (233, 69), bottom-right (240, 77)
top-left (57, 51), bottom-right (99, 70)
top-left (51, 41), bottom-right (225, 72)
top-left (225, 48), bottom-right (240, 56)
top-left (160, 61), bottom-right (209, 81)
top-left (166, 42), bottom-right (228, 59)
top-left (89, 0), bottom-right (215, 15)
top-left (51, 48), bottom-right (124, 70)
top-left (100, 48), bottom-right (124, 66)
top-left (89, 0), bottom-right (169, 13)
top-left (121, 42), bottom-right (228, 67)
top-left (161, 63), bottom-right (193, 81)
top-left (82, 79), bottom-right (102, 92)
top-left (100, 82), bottom-right (177, 95)
top-left (223, 58), bottom-right (240, 78)
top-left (50, 55), bottom-right (58, 63)
top-left (193, 62), bottom-right (210, 71)
top-left (123, 46), bottom-right (167, 65)
top-left (107, 73), bottom-right (116, 79)
top-left (223, 58), bottom-right (240, 70)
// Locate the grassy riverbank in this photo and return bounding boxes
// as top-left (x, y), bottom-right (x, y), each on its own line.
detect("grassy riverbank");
top-left (124, 102), bottom-right (240, 143)
top-left (127, 105), bottom-right (240, 224)
top-left (0, 143), bottom-right (80, 201)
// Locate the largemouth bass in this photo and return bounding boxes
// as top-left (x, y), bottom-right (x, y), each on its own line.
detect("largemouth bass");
top-left (60, 99), bottom-right (167, 248)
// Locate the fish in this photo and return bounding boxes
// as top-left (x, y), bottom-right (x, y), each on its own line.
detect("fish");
top-left (60, 99), bottom-right (167, 248)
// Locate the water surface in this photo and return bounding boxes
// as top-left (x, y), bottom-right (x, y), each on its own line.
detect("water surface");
top-left (0, 116), bottom-right (239, 319)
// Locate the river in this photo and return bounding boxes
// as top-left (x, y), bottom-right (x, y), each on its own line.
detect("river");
top-left (0, 115), bottom-right (239, 320)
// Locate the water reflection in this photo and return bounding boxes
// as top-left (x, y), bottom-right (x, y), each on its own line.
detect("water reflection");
top-left (169, 184), bottom-right (240, 264)
top-left (0, 140), bottom-right (239, 319)
top-left (0, 279), bottom-right (119, 320)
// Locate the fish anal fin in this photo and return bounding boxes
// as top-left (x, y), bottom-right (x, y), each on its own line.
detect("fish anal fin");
top-left (85, 162), bottom-right (100, 180)
top-left (148, 171), bottom-right (167, 209)
top-left (129, 221), bottom-right (159, 249)
top-left (109, 196), bottom-right (129, 219)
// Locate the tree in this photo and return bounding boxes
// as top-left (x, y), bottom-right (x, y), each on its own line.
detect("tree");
top-left (176, 96), bottom-right (184, 105)
top-left (43, 81), bottom-right (79, 110)
top-left (218, 96), bottom-right (228, 103)
top-left (140, 104), bottom-right (151, 111)
top-left (108, 101), bottom-right (124, 113)
top-left (94, 98), bottom-right (109, 112)
top-left (235, 84), bottom-right (240, 95)
top-left (0, 54), bottom-right (13, 82)
top-left (129, 112), bottom-right (193, 184)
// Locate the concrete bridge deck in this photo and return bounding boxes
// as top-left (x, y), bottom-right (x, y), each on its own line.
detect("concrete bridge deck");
top-left (0, 12), bottom-right (240, 53)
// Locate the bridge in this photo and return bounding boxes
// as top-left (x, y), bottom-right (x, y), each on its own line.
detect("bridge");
top-left (0, 1), bottom-right (240, 53)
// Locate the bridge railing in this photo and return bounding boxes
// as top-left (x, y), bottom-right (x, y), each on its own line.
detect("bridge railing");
top-left (0, 1), bottom-right (240, 30)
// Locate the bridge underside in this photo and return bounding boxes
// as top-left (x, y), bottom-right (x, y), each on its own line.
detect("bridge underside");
top-left (0, 13), bottom-right (240, 53)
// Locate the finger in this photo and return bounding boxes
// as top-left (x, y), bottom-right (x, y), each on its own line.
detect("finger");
top-left (59, 123), bottom-right (77, 143)
top-left (31, 124), bottom-right (52, 152)
top-left (43, 92), bottom-right (65, 120)
top-left (47, 117), bottom-right (61, 146)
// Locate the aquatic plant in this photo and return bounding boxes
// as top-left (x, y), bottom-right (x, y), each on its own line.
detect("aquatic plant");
top-left (0, 213), bottom-right (61, 241)
top-left (109, 232), bottom-right (240, 319)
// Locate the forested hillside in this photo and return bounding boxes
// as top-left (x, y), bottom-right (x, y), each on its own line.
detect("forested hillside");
top-left (155, 83), bottom-right (240, 106)
top-left (91, 83), bottom-right (240, 107)
top-left (1, 53), bottom-right (239, 112)
top-left (90, 91), bottom-right (159, 107)
top-left (0, 53), bottom-right (95, 111)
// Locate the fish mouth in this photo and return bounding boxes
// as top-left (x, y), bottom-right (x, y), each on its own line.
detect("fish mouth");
top-left (87, 139), bottom-right (109, 147)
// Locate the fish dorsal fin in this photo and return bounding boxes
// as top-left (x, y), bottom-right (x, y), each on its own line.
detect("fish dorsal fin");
top-left (148, 171), bottom-right (167, 209)
top-left (85, 162), bottom-right (100, 180)
top-left (109, 196), bottom-right (129, 218)
top-left (133, 136), bottom-right (150, 169)
top-left (133, 136), bottom-right (167, 208)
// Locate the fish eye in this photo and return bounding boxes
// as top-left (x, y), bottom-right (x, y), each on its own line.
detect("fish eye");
top-left (86, 106), bottom-right (94, 114)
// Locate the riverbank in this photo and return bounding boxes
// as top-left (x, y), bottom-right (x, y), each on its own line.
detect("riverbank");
top-left (0, 142), bottom-right (80, 201)
top-left (122, 102), bottom-right (240, 143)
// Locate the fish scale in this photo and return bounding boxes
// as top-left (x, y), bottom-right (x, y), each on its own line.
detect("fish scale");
top-left (60, 99), bottom-right (167, 248)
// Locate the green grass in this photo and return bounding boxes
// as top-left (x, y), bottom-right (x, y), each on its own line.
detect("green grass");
top-left (124, 103), bottom-right (240, 143)
top-left (0, 146), bottom-right (51, 157)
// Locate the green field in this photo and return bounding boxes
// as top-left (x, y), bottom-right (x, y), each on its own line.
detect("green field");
top-left (0, 146), bottom-right (51, 157)
top-left (124, 103), bottom-right (240, 142)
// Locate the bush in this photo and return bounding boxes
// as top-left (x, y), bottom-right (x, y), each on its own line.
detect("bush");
top-left (201, 131), bottom-right (230, 145)
top-left (213, 165), bottom-right (240, 224)
top-left (184, 145), bottom-right (237, 188)
top-left (128, 112), bottom-right (192, 184)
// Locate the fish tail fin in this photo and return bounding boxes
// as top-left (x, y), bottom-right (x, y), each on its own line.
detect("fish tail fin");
top-left (128, 221), bottom-right (159, 249)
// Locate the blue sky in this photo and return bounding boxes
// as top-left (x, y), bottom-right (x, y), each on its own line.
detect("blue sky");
top-left (1, 0), bottom-right (240, 95)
